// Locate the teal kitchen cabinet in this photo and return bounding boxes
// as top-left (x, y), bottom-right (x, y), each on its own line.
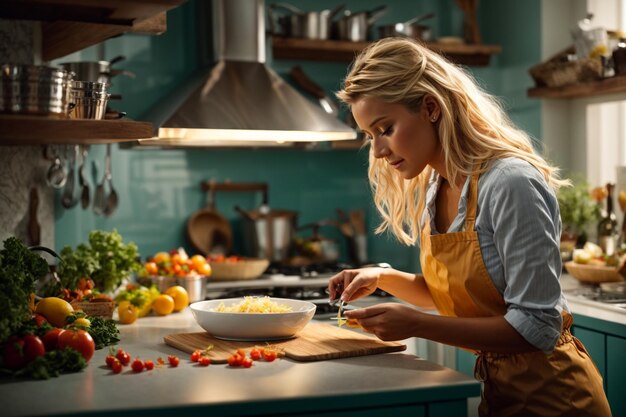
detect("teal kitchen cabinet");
top-left (570, 314), bottom-right (626, 416)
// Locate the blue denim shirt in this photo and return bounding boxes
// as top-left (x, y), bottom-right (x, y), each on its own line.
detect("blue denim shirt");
top-left (422, 157), bottom-right (567, 352)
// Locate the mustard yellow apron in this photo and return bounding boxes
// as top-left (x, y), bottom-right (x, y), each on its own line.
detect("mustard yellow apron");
top-left (419, 173), bottom-right (612, 417)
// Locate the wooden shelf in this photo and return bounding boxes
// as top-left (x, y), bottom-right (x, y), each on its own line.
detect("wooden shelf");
top-left (271, 37), bottom-right (502, 67)
top-left (527, 75), bottom-right (626, 99)
top-left (0, 115), bottom-right (154, 145)
top-left (0, 0), bottom-right (185, 61)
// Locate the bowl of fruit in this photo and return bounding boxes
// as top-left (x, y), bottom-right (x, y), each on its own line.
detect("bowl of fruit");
top-left (138, 248), bottom-right (212, 302)
top-left (564, 242), bottom-right (625, 284)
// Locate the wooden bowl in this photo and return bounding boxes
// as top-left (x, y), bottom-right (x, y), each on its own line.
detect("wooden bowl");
top-left (564, 261), bottom-right (624, 284)
top-left (209, 258), bottom-right (270, 281)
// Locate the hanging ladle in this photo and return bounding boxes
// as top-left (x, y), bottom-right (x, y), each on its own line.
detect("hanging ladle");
top-left (79, 145), bottom-right (90, 210)
top-left (103, 144), bottom-right (119, 217)
top-left (45, 145), bottom-right (67, 189)
top-left (93, 145), bottom-right (108, 216)
top-left (61, 145), bottom-right (79, 209)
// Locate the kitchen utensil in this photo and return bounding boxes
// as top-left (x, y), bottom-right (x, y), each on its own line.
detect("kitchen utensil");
top-left (46, 153), bottom-right (67, 189)
top-left (78, 145), bottom-right (90, 209)
top-left (240, 207), bottom-right (298, 262)
top-left (187, 187), bottom-right (233, 255)
top-left (28, 187), bottom-right (41, 246)
top-left (0, 64), bottom-right (73, 116)
top-left (59, 56), bottom-right (135, 85)
top-left (268, 3), bottom-right (345, 40)
top-left (296, 220), bottom-right (340, 262)
top-left (289, 65), bottom-right (339, 116)
top-left (61, 145), bottom-right (78, 209)
top-left (164, 322), bottom-right (406, 362)
top-left (93, 149), bottom-right (108, 216)
top-left (189, 297), bottom-right (316, 341)
top-left (377, 12), bottom-right (435, 40)
top-left (103, 144), bottom-right (118, 217)
top-left (333, 5), bottom-right (387, 42)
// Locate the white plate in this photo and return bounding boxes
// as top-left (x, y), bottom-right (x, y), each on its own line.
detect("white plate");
top-left (190, 297), bottom-right (316, 341)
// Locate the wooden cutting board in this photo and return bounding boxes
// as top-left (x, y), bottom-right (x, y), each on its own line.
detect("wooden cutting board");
top-left (164, 322), bottom-right (406, 363)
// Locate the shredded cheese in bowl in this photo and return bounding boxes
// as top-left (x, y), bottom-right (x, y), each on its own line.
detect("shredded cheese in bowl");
top-left (212, 296), bottom-right (293, 313)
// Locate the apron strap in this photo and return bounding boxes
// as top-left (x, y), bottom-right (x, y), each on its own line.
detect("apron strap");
top-left (464, 174), bottom-right (480, 230)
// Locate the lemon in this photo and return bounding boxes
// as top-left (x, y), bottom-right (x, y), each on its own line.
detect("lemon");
top-left (35, 297), bottom-right (74, 327)
top-left (152, 294), bottom-right (175, 316)
top-left (117, 301), bottom-right (139, 324)
top-left (164, 286), bottom-right (189, 312)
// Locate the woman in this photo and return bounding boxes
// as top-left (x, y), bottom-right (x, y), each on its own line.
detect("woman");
top-left (328, 37), bottom-right (611, 417)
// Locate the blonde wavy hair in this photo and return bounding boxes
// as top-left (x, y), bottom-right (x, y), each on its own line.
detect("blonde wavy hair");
top-left (336, 37), bottom-right (569, 245)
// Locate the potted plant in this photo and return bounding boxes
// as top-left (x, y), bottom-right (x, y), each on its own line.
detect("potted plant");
top-left (557, 177), bottom-right (601, 248)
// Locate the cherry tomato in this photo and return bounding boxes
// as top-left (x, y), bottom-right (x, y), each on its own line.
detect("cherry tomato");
top-left (144, 360), bottom-right (154, 370)
top-left (262, 350), bottom-right (277, 362)
top-left (116, 348), bottom-right (131, 366)
top-left (168, 355), bottom-right (180, 367)
top-left (2, 335), bottom-right (45, 370)
top-left (41, 328), bottom-right (65, 352)
top-left (249, 348), bottom-right (262, 361)
top-left (190, 350), bottom-right (201, 362)
top-left (105, 354), bottom-right (117, 368)
top-left (58, 329), bottom-right (95, 362)
top-left (111, 359), bottom-right (123, 374)
top-left (33, 313), bottom-right (48, 327)
top-left (131, 358), bottom-right (144, 373)
top-left (242, 357), bottom-right (253, 368)
top-left (227, 354), bottom-right (243, 367)
top-left (198, 356), bottom-right (211, 366)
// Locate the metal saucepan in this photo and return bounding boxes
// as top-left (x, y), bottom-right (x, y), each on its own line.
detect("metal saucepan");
top-left (268, 3), bottom-right (345, 40)
top-left (59, 56), bottom-right (135, 86)
top-left (0, 64), bottom-right (73, 116)
top-left (332, 5), bottom-right (387, 42)
top-left (377, 12), bottom-right (435, 41)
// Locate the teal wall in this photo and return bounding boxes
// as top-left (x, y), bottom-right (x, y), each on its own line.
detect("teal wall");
top-left (53, 0), bottom-right (541, 273)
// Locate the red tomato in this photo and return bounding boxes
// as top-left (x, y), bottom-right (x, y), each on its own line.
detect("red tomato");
top-left (227, 354), bottom-right (243, 367)
top-left (190, 350), bottom-right (201, 362)
top-left (58, 329), bottom-right (95, 362)
top-left (111, 359), bottom-right (123, 374)
top-left (168, 355), bottom-right (179, 367)
top-left (198, 356), bottom-right (211, 366)
top-left (131, 358), bottom-right (144, 373)
top-left (105, 354), bottom-right (116, 368)
top-left (242, 357), bottom-right (253, 368)
top-left (116, 348), bottom-right (131, 366)
top-left (33, 313), bottom-right (48, 327)
top-left (249, 348), bottom-right (262, 361)
top-left (2, 335), bottom-right (45, 369)
top-left (41, 328), bottom-right (65, 352)
top-left (144, 360), bottom-right (154, 370)
top-left (262, 350), bottom-right (277, 362)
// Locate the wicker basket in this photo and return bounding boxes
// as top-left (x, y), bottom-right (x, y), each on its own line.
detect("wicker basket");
top-left (529, 47), bottom-right (603, 88)
top-left (71, 300), bottom-right (115, 319)
top-left (209, 258), bottom-right (270, 281)
top-left (564, 261), bottom-right (624, 284)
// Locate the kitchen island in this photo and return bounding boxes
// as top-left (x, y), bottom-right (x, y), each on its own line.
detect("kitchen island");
top-left (2, 310), bottom-right (480, 417)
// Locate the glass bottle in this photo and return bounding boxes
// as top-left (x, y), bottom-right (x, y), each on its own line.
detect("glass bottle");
top-left (597, 183), bottom-right (619, 255)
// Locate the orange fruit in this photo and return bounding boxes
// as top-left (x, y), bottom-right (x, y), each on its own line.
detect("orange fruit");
top-left (117, 301), bottom-right (139, 324)
top-left (153, 251), bottom-right (171, 265)
top-left (144, 262), bottom-right (158, 275)
top-left (35, 297), bottom-right (74, 327)
top-left (153, 294), bottom-right (175, 316)
top-left (197, 262), bottom-right (212, 276)
top-left (190, 254), bottom-right (207, 269)
top-left (164, 286), bottom-right (189, 312)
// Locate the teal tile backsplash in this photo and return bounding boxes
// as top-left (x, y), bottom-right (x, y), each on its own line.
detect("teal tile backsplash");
top-left (52, 0), bottom-right (541, 275)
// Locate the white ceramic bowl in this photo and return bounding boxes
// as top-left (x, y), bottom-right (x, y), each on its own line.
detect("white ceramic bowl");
top-left (190, 297), bottom-right (316, 341)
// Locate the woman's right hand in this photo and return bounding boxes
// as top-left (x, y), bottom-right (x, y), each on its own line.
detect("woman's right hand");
top-left (327, 267), bottom-right (387, 303)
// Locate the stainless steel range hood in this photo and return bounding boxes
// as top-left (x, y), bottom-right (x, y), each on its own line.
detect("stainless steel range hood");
top-left (137, 0), bottom-right (356, 147)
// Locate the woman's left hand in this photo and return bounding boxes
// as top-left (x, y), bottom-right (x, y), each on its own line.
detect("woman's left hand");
top-left (344, 303), bottom-right (423, 341)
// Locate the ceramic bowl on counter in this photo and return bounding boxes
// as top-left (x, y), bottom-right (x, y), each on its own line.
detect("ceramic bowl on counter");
top-left (190, 297), bottom-right (316, 341)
